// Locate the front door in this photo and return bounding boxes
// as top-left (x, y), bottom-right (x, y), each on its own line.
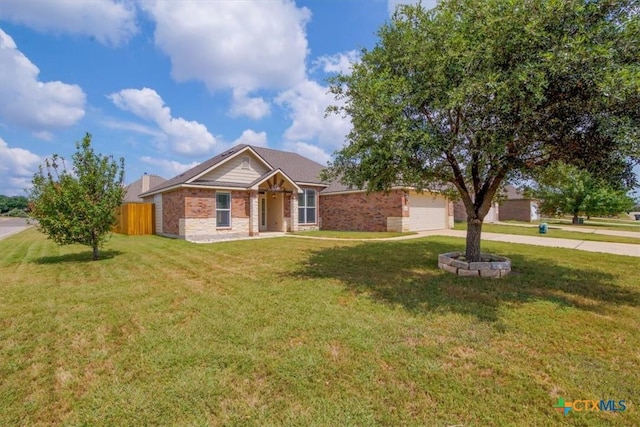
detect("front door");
top-left (259, 195), bottom-right (267, 232)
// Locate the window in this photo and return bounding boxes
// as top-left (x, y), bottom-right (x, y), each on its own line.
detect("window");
top-left (216, 192), bottom-right (231, 227)
top-left (241, 156), bottom-right (250, 169)
top-left (298, 189), bottom-right (316, 224)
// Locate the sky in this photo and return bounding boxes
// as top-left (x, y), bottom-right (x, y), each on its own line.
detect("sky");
top-left (0, 0), bottom-right (440, 196)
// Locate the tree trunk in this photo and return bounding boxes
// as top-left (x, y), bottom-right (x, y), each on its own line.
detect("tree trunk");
top-left (572, 214), bottom-right (579, 224)
top-left (91, 231), bottom-right (99, 260)
top-left (466, 218), bottom-right (483, 262)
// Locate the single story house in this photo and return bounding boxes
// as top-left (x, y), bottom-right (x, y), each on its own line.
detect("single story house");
top-left (124, 173), bottom-right (166, 203)
top-left (498, 185), bottom-right (539, 222)
top-left (453, 200), bottom-right (499, 223)
top-left (139, 144), bottom-right (453, 241)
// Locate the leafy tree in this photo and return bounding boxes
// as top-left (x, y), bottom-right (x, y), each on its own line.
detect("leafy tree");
top-left (324, 0), bottom-right (639, 261)
top-left (28, 133), bottom-right (125, 260)
top-left (0, 195), bottom-right (28, 214)
top-left (527, 162), bottom-right (636, 222)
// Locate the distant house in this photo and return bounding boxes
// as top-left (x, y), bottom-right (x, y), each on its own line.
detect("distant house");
top-left (124, 174), bottom-right (167, 203)
top-left (499, 185), bottom-right (539, 222)
top-left (453, 200), bottom-right (499, 223)
top-left (628, 212), bottom-right (640, 221)
top-left (138, 144), bottom-right (454, 242)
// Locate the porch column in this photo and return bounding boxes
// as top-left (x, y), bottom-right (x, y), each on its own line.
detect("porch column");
top-left (249, 191), bottom-right (259, 236)
top-left (291, 191), bottom-right (299, 232)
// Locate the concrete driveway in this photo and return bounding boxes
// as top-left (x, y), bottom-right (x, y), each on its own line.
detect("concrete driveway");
top-left (0, 217), bottom-right (33, 240)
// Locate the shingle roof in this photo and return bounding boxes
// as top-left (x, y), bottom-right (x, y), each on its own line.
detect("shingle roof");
top-left (124, 174), bottom-right (166, 202)
top-left (140, 144), bottom-right (328, 196)
top-left (252, 146), bottom-right (326, 184)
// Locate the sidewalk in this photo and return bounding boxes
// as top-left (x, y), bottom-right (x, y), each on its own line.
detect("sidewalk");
top-left (289, 229), bottom-right (640, 257)
top-left (494, 221), bottom-right (640, 238)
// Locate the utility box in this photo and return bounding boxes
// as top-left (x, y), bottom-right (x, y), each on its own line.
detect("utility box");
top-left (539, 223), bottom-right (548, 234)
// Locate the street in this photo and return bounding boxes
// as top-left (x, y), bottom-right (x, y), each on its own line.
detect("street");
top-left (0, 217), bottom-right (32, 240)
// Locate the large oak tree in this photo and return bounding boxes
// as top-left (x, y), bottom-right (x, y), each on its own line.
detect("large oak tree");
top-left (324, 0), bottom-right (639, 262)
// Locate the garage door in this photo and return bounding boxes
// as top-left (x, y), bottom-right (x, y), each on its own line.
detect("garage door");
top-left (408, 193), bottom-right (447, 231)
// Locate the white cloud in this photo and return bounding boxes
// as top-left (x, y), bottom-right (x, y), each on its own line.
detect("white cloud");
top-left (276, 79), bottom-right (351, 152)
top-left (388, 0), bottom-right (438, 15)
top-left (0, 29), bottom-right (86, 133)
top-left (102, 118), bottom-right (166, 138)
top-left (0, 0), bottom-right (137, 46)
top-left (108, 88), bottom-right (217, 155)
top-left (33, 131), bottom-right (54, 141)
top-left (140, 156), bottom-right (199, 177)
top-left (0, 137), bottom-right (42, 196)
top-left (230, 89), bottom-right (271, 120)
top-left (284, 141), bottom-right (331, 166)
top-left (141, 0), bottom-right (310, 93)
top-left (233, 130), bottom-right (268, 148)
top-left (314, 50), bottom-right (360, 75)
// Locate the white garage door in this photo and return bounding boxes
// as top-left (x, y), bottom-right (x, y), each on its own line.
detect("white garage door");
top-left (408, 193), bottom-right (447, 231)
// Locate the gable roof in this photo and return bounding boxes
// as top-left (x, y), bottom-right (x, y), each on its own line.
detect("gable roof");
top-left (140, 144), bottom-right (327, 197)
top-left (124, 174), bottom-right (166, 202)
top-left (251, 146), bottom-right (326, 184)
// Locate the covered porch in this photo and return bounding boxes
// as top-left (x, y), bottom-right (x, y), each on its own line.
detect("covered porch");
top-left (252, 169), bottom-right (301, 233)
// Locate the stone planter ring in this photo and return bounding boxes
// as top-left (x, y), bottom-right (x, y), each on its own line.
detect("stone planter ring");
top-left (438, 252), bottom-right (511, 278)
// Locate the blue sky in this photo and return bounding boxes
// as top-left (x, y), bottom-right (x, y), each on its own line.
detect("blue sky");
top-left (0, 0), bottom-right (438, 195)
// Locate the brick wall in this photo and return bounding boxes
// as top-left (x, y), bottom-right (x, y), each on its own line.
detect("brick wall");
top-left (185, 189), bottom-right (215, 218)
top-left (499, 199), bottom-right (533, 222)
top-left (162, 188), bottom-right (253, 237)
top-left (453, 201), bottom-right (467, 222)
top-left (231, 190), bottom-right (250, 218)
top-left (319, 190), bottom-right (404, 231)
top-left (162, 189), bottom-right (184, 235)
top-left (283, 193), bottom-right (291, 218)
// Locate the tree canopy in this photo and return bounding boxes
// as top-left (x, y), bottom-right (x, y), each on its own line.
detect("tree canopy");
top-left (325, 0), bottom-right (639, 261)
top-left (28, 133), bottom-right (125, 260)
top-left (527, 162), bottom-right (636, 221)
top-left (0, 195), bottom-right (28, 215)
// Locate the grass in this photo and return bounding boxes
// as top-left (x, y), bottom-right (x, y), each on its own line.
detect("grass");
top-left (291, 230), bottom-right (415, 239)
top-left (543, 218), bottom-right (640, 232)
top-left (454, 222), bottom-right (640, 244)
top-left (1, 229), bottom-right (639, 426)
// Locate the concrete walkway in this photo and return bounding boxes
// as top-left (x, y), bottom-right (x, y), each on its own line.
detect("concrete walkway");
top-left (289, 229), bottom-right (640, 257)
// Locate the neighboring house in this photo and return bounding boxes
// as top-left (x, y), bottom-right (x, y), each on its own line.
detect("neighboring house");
top-left (124, 174), bottom-right (167, 203)
top-left (498, 185), bottom-right (539, 222)
top-left (139, 144), bottom-right (454, 241)
top-left (453, 200), bottom-right (499, 223)
top-left (627, 212), bottom-right (640, 221)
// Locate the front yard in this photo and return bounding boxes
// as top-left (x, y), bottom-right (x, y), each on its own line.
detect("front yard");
top-left (454, 222), bottom-right (640, 244)
top-left (1, 229), bottom-right (638, 425)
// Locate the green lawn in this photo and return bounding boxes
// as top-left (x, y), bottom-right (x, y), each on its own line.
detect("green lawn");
top-left (291, 230), bottom-right (415, 239)
top-left (454, 222), bottom-right (640, 244)
top-left (543, 218), bottom-right (640, 232)
top-left (1, 229), bottom-right (638, 426)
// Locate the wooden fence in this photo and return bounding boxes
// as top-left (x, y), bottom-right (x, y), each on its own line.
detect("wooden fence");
top-left (113, 203), bottom-right (155, 235)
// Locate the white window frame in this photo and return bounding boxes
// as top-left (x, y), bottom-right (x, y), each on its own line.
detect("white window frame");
top-left (298, 189), bottom-right (317, 224)
top-left (216, 192), bottom-right (231, 228)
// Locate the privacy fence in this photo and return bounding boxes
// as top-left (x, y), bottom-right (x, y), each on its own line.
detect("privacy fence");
top-left (113, 203), bottom-right (155, 235)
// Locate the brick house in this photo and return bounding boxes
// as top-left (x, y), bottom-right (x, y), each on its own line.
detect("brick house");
top-left (124, 173), bottom-right (166, 203)
top-left (139, 144), bottom-right (453, 241)
top-left (453, 200), bottom-right (499, 223)
top-left (498, 185), bottom-right (539, 222)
